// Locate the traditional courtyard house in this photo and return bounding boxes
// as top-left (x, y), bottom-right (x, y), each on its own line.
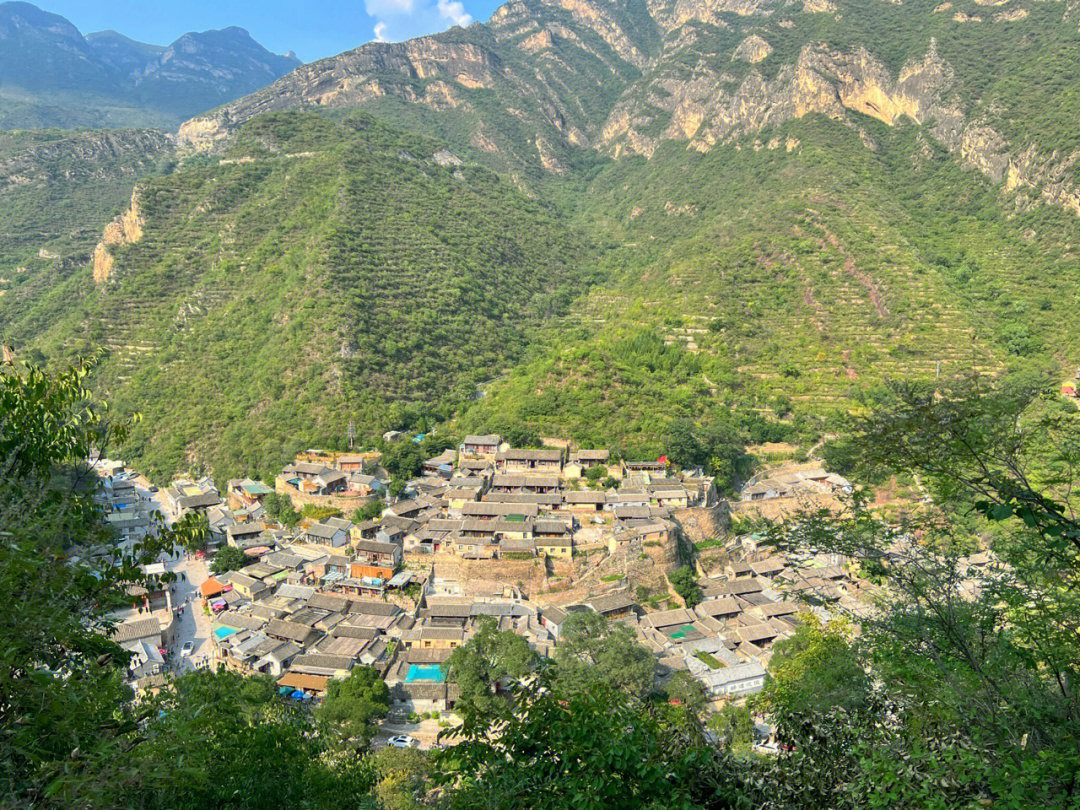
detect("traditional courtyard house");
top-left (347, 473), bottom-right (385, 496)
top-left (226, 521), bottom-right (266, 549)
top-left (734, 622), bottom-right (782, 649)
top-left (482, 491), bottom-right (563, 510)
top-left (539, 605), bottom-right (567, 638)
top-left (313, 469), bottom-right (347, 495)
top-left (227, 478), bottom-right (274, 510)
top-left (563, 449), bottom-right (611, 480)
top-left (583, 591), bottom-right (637, 620)
top-left (418, 626), bottom-right (464, 650)
top-left (494, 448), bottom-right (563, 474)
top-left (422, 600), bottom-right (473, 628)
top-left (461, 434), bottom-right (502, 458)
top-left (606, 492), bottom-right (650, 511)
top-left (684, 642), bottom-right (766, 697)
top-left (266, 618), bottom-right (320, 647)
top-left (499, 536), bottom-right (537, 558)
top-left (386, 499), bottom-right (424, 520)
top-left (304, 521), bottom-right (349, 548)
top-left (111, 616), bottom-right (169, 650)
top-left (533, 519), bottom-right (572, 543)
top-left (276, 672), bottom-right (329, 698)
top-left (288, 461), bottom-right (329, 481)
top-left (727, 561), bottom-right (753, 579)
top-left (461, 501), bottom-right (540, 521)
top-left (352, 540), bottom-right (401, 579)
top-left (225, 571), bottom-right (269, 601)
top-left (490, 474), bottom-right (561, 494)
top-left (169, 487), bottom-right (221, 518)
top-left (564, 490), bottom-right (606, 512)
top-left (336, 453), bottom-right (380, 474)
top-left (749, 557), bottom-right (787, 579)
top-left (535, 533), bottom-right (573, 558)
top-left (449, 535), bottom-right (497, 559)
top-left (694, 597), bottom-right (743, 622)
top-left (703, 576), bottom-right (765, 599)
top-left (622, 459), bottom-right (668, 479)
top-left (423, 449), bottom-right (457, 478)
top-left (641, 607), bottom-right (702, 640)
top-left (630, 519), bottom-right (674, 546)
top-left (648, 483), bottom-right (690, 509)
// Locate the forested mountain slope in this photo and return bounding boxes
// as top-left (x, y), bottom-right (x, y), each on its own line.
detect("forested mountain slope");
top-left (181, 0), bottom-right (1080, 216)
top-left (0, 128), bottom-right (175, 322)
top-left (5, 113), bottom-right (591, 479)
top-left (6, 0), bottom-right (1080, 478)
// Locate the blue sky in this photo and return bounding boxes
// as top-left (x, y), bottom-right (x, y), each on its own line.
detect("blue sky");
top-left (40, 0), bottom-right (505, 61)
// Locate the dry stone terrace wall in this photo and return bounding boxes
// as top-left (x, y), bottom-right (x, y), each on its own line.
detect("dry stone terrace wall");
top-left (274, 477), bottom-right (377, 511)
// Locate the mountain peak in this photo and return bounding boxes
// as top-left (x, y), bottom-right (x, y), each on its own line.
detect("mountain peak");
top-left (0, 3), bottom-right (300, 128)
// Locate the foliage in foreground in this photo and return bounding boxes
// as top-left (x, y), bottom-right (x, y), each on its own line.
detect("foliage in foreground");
top-left (4, 360), bottom-right (1080, 809)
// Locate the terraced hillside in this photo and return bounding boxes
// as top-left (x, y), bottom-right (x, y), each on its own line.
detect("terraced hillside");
top-left (8, 0), bottom-right (1080, 477)
top-left (0, 128), bottom-right (175, 333)
top-left (7, 113), bottom-right (591, 479)
top-left (458, 113), bottom-right (1080, 450)
top-left (182, 0), bottom-right (1080, 217)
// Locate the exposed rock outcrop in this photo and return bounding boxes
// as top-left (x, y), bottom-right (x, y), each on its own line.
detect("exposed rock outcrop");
top-left (92, 188), bottom-right (144, 283)
top-left (171, 0), bottom-right (1080, 220)
top-left (733, 34), bottom-right (772, 63)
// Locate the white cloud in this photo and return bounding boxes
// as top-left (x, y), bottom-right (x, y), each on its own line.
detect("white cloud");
top-left (366, 0), bottom-right (474, 44)
top-left (437, 0), bottom-right (473, 27)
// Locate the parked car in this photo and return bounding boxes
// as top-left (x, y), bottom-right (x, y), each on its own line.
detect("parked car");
top-left (181, 641), bottom-right (194, 658)
top-left (388, 735), bottom-right (418, 748)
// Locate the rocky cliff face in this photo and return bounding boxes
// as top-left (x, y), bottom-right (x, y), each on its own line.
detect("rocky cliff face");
top-left (0, 129), bottom-right (173, 192)
top-left (176, 0), bottom-right (1080, 218)
top-left (92, 187), bottom-right (144, 283)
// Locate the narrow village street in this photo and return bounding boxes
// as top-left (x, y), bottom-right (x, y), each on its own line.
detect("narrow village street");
top-left (166, 552), bottom-right (213, 673)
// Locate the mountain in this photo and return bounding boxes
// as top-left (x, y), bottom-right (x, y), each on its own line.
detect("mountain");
top-left (3, 113), bottom-right (591, 478)
top-left (7, 0), bottom-right (1080, 478)
top-left (178, 0), bottom-right (1080, 211)
top-left (0, 128), bottom-right (174, 319)
top-left (0, 2), bottom-right (301, 128)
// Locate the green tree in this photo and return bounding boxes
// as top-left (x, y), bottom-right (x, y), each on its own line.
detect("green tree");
top-left (382, 441), bottom-right (424, 480)
top-left (444, 616), bottom-right (538, 733)
top-left (707, 703), bottom-right (754, 754)
top-left (0, 357), bottom-right (202, 806)
top-left (668, 565), bottom-right (702, 608)
top-left (352, 498), bottom-right (385, 522)
top-left (315, 665), bottom-right (391, 748)
top-left (583, 464), bottom-right (606, 483)
top-left (210, 544), bottom-right (248, 575)
top-left (438, 674), bottom-right (704, 810)
top-left (114, 669), bottom-right (374, 809)
top-left (766, 374), bottom-right (1080, 807)
top-left (553, 610), bottom-right (655, 699)
top-left (664, 670), bottom-right (708, 718)
top-left (262, 490), bottom-right (300, 528)
top-left (758, 616), bottom-right (869, 719)
top-left (367, 746), bottom-right (432, 810)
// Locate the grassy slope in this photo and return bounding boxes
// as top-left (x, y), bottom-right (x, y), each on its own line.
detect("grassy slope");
top-left (0, 129), bottom-right (174, 321)
top-left (459, 112), bottom-right (1080, 450)
top-left (15, 112), bottom-right (593, 481)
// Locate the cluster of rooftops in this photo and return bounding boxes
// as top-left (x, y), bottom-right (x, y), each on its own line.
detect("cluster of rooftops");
top-left (159, 436), bottom-right (719, 566)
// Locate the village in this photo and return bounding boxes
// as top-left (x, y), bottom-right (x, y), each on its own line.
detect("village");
top-left (95, 432), bottom-right (999, 748)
